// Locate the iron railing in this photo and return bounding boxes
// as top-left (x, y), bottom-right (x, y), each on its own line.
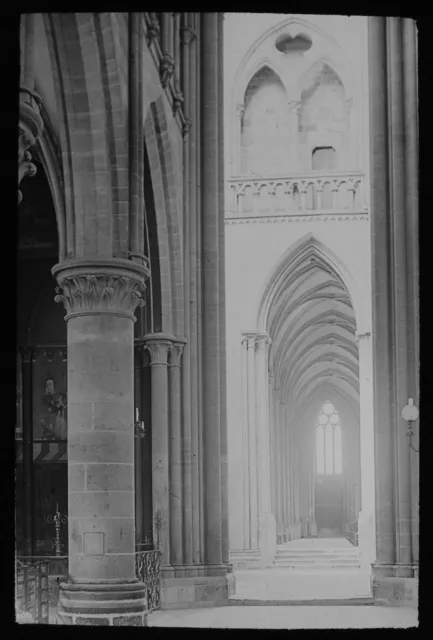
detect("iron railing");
top-left (15, 556), bottom-right (68, 624)
top-left (135, 549), bottom-right (161, 611)
top-left (16, 550), bottom-right (161, 623)
top-left (344, 520), bottom-right (359, 547)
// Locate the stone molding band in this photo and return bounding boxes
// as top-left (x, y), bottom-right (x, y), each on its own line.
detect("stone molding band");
top-left (52, 259), bottom-right (150, 321)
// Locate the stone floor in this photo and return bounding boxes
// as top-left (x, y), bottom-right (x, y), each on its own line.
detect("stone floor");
top-left (232, 568), bottom-right (372, 602)
top-left (148, 605), bottom-right (418, 629)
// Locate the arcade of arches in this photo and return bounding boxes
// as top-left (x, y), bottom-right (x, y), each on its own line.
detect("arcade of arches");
top-left (16, 13), bottom-right (419, 626)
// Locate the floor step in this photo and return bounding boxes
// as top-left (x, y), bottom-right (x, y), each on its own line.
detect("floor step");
top-left (269, 562), bottom-right (361, 572)
top-left (229, 597), bottom-right (374, 607)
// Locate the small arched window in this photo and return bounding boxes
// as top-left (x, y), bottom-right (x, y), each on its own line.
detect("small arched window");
top-left (316, 401), bottom-right (342, 474)
top-left (312, 146), bottom-right (337, 171)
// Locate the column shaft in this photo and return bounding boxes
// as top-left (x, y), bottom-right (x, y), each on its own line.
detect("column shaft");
top-left (201, 12), bottom-right (223, 567)
top-left (134, 348), bottom-right (144, 545)
top-left (368, 16), bottom-right (395, 566)
top-left (369, 17), bottom-right (419, 576)
top-left (241, 339), bottom-right (251, 548)
top-left (144, 336), bottom-right (172, 570)
top-left (247, 338), bottom-right (258, 548)
top-left (218, 11), bottom-right (229, 567)
top-left (181, 13), bottom-right (193, 567)
top-left (402, 19), bottom-right (419, 565)
top-left (169, 343), bottom-right (184, 566)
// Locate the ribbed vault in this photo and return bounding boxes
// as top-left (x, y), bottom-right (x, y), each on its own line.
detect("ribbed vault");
top-left (262, 236), bottom-right (359, 415)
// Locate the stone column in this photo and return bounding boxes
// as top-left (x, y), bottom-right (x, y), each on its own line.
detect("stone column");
top-left (181, 12), bottom-right (200, 570)
top-left (142, 333), bottom-right (174, 573)
top-left (281, 405), bottom-right (289, 539)
top-left (356, 331), bottom-right (376, 568)
top-left (245, 334), bottom-right (258, 549)
top-left (134, 349), bottom-right (145, 547)
top-left (240, 336), bottom-right (251, 549)
top-left (201, 12), bottom-right (225, 572)
top-left (369, 17), bottom-right (419, 587)
top-left (54, 260), bottom-right (148, 626)
top-left (168, 339), bottom-right (186, 568)
top-left (255, 333), bottom-right (276, 562)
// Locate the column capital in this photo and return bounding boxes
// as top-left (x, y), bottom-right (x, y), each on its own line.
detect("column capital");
top-left (241, 331), bottom-right (257, 350)
top-left (355, 330), bottom-right (371, 344)
top-left (142, 332), bottom-right (176, 365)
top-left (168, 337), bottom-right (187, 367)
top-left (52, 259), bottom-right (149, 322)
top-left (255, 332), bottom-right (272, 351)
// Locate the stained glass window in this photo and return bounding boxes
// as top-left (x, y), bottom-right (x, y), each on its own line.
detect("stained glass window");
top-left (316, 401), bottom-right (342, 474)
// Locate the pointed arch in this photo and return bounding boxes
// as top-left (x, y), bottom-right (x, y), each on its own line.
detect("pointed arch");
top-left (143, 97), bottom-right (184, 337)
top-left (256, 233), bottom-right (362, 332)
top-left (298, 55), bottom-right (352, 100)
top-left (233, 15), bottom-right (349, 106)
top-left (238, 58), bottom-right (286, 107)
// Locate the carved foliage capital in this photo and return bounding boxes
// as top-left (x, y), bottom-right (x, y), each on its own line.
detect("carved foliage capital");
top-left (169, 341), bottom-right (185, 368)
top-left (142, 334), bottom-right (176, 366)
top-left (241, 332), bottom-right (257, 350)
top-left (255, 332), bottom-right (272, 351)
top-left (54, 272), bottom-right (146, 321)
top-left (241, 332), bottom-right (271, 352)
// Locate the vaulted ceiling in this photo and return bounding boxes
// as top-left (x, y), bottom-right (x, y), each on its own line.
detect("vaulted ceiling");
top-left (265, 237), bottom-right (359, 422)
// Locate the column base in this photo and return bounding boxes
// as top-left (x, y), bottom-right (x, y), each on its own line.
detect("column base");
top-left (309, 520), bottom-right (318, 537)
top-left (160, 569), bottom-right (235, 609)
top-left (358, 510), bottom-right (375, 568)
top-left (288, 522), bottom-right (302, 540)
top-left (58, 581), bottom-right (147, 626)
top-left (371, 565), bottom-right (418, 608)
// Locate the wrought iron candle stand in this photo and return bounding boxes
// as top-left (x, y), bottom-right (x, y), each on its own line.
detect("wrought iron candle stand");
top-left (47, 503), bottom-right (68, 556)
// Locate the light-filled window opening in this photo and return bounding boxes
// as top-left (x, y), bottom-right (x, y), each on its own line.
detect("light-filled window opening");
top-left (312, 146), bottom-right (337, 171)
top-left (316, 401), bottom-right (342, 474)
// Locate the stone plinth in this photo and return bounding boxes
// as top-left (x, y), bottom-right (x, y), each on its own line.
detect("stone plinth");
top-left (372, 577), bottom-right (418, 609)
top-left (58, 582), bottom-right (147, 626)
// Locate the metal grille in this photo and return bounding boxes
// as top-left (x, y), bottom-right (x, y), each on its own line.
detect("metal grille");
top-left (15, 557), bottom-right (68, 624)
top-left (135, 550), bottom-right (161, 611)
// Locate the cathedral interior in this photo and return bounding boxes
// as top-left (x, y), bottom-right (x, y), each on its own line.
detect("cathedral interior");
top-left (16, 13), bottom-right (419, 626)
